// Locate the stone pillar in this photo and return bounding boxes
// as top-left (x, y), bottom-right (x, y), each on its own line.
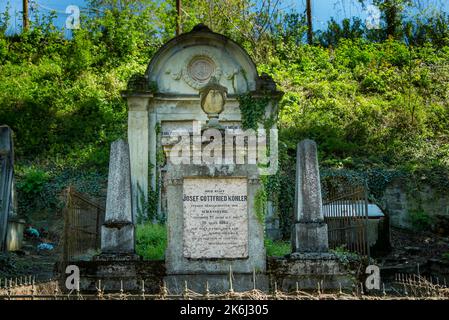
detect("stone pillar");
top-left (0, 126), bottom-right (13, 252)
top-left (292, 139), bottom-right (329, 253)
top-left (100, 139), bottom-right (135, 255)
top-left (127, 95), bottom-right (152, 222)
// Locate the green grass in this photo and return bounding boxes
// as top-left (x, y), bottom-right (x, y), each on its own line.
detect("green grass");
top-left (264, 238), bottom-right (291, 257)
top-left (135, 223), bottom-right (167, 260)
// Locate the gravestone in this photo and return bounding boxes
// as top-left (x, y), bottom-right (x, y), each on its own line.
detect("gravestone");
top-left (273, 139), bottom-right (352, 290)
top-left (98, 139), bottom-right (137, 259)
top-left (123, 24), bottom-right (282, 292)
top-left (0, 126), bottom-right (23, 252)
top-left (292, 139), bottom-right (329, 253)
top-left (90, 139), bottom-right (139, 291)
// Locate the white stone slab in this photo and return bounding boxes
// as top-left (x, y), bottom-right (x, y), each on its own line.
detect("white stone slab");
top-left (183, 178), bottom-right (248, 259)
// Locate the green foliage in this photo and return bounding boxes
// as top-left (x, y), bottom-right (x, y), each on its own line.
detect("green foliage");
top-left (16, 167), bottom-right (49, 194)
top-left (135, 223), bottom-right (167, 260)
top-left (330, 246), bottom-right (363, 266)
top-left (15, 164), bottom-right (107, 224)
top-left (237, 93), bottom-right (270, 131)
top-left (136, 184), bottom-right (163, 225)
top-left (409, 209), bottom-right (433, 231)
top-left (264, 239), bottom-right (290, 257)
top-left (254, 185), bottom-right (267, 226)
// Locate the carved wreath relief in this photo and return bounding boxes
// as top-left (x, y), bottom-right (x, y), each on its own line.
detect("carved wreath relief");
top-left (166, 50), bottom-right (223, 89)
top-left (187, 56), bottom-right (215, 83)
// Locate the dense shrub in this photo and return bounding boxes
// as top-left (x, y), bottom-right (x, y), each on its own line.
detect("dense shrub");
top-left (135, 223), bottom-right (167, 260)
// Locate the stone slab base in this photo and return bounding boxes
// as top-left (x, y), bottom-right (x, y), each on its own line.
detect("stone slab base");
top-left (267, 256), bottom-right (355, 291)
top-left (56, 256), bottom-right (354, 294)
top-left (164, 274), bottom-right (269, 294)
top-left (56, 260), bottom-right (165, 293)
top-left (291, 222), bottom-right (329, 253)
top-left (93, 253), bottom-right (141, 261)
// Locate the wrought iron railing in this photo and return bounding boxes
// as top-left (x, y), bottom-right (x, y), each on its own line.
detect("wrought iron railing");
top-left (62, 186), bottom-right (105, 264)
top-left (322, 178), bottom-right (370, 257)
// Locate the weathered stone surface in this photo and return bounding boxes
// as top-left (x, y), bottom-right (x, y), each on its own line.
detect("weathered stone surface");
top-left (268, 257), bottom-right (354, 290)
top-left (67, 258), bottom-right (354, 293)
top-left (6, 218), bottom-right (25, 251)
top-left (0, 126), bottom-right (14, 252)
top-left (294, 139), bottom-right (324, 223)
top-left (292, 139), bottom-right (329, 253)
top-left (380, 178), bottom-right (449, 232)
top-left (100, 224), bottom-right (135, 254)
top-left (101, 139), bottom-right (135, 254)
top-left (165, 164), bottom-right (266, 274)
top-left (164, 274), bottom-right (269, 294)
top-left (127, 100), bottom-right (150, 223)
top-left (291, 222), bottom-right (329, 253)
top-left (183, 177), bottom-right (248, 259)
top-left (58, 260), bottom-right (165, 293)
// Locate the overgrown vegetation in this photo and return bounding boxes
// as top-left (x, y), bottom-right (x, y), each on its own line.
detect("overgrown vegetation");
top-left (409, 209), bottom-right (434, 230)
top-left (264, 239), bottom-right (290, 257)
top-left (135, 223), bottom-right (167, 260)
top-left (0, 0), bottom-right (448, 236)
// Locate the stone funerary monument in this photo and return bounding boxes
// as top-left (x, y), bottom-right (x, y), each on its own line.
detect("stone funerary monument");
top-left (75, 25), bottom-right (351, 293)
top-left (122, 24), bottom-right (282, 292)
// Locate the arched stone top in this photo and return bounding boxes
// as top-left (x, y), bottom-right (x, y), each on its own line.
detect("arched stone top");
top-left (145, 24), bottom-right (259, 96)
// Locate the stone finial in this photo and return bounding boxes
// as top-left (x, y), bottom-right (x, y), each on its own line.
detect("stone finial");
top-left (101, 139), bottom-right (135, 254)
top-left (191, 23), bottom-right (213, 33)
top-left (292, 139), bottom-right (329, 253)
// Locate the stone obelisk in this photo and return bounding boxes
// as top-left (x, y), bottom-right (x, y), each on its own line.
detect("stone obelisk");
top-left (292, 139), bottom-right (329, 253)
top-left (100, 139), bottom-right (136, 258)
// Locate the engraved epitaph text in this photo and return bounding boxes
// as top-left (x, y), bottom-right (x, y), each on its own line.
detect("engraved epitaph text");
top-left (183, 178), bottom-right (248, 259)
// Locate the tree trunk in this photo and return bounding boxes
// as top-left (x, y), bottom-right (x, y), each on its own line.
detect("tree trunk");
top-left (306, 0), bottom-right (313, 44)
top-left (23, 0), bottom-right (29, 32)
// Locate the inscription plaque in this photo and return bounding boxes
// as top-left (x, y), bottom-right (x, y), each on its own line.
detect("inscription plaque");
top-left (183, 178), bottom-right (248, 259)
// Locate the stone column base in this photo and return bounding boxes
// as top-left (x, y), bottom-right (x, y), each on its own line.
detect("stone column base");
top-left (268, 256), bottom-right (355, 291)
top-left (100, 223), bottom-right (135, 253)
top-left (292, 222), bottom-right (329, 253)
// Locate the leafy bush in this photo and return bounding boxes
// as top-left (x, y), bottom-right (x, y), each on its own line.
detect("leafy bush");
top-left (264, 239), bottom-right (290, 257)
top-left (330, 246), bottom-right (364, 265)
top-left (135, 223), bottom-right (167, 260)
top-left (16, 166), bottom-right (49, 194)
top-left (409, 210), bottom-right (433, 231)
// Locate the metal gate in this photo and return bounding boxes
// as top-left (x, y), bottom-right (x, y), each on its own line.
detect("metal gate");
top-left (322, 178), bottom-right (370, 257)
top-left (62, 186), bottom-right (105, 263)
